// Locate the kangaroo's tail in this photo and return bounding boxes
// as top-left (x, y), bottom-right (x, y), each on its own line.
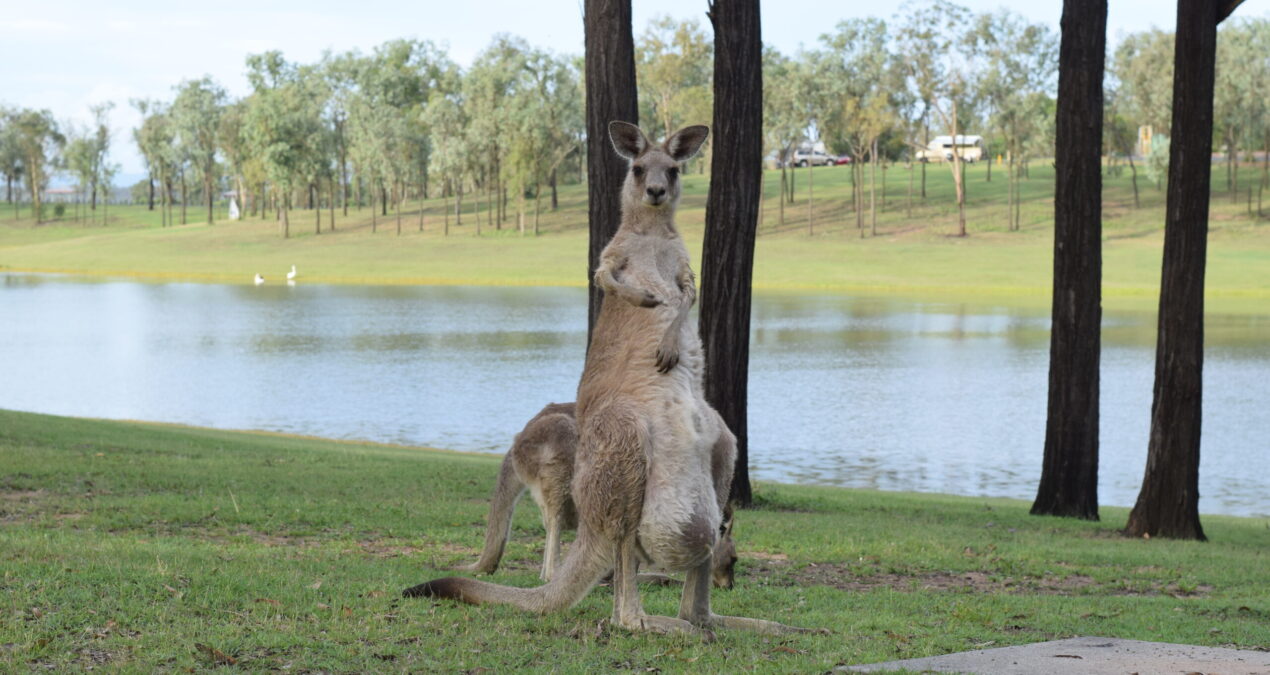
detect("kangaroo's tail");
top-left (453, 452), bottom-right (525, 575)
top-left (404, 523), bottom-right (610, 613)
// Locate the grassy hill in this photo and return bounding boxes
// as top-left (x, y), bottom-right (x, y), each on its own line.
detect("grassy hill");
top-left (2, 161), bottom-right (1268, 313)
top-left (2, 409), bottom-right (1268, 671)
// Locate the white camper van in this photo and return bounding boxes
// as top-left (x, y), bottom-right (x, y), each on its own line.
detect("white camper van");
top-left (915, 135), bottom-right (983, 163)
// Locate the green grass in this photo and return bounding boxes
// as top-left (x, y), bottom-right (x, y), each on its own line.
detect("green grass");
top-left (2, 409), bottom-right (1268, 672)
top-left (3, 161), bottom-right (1269, 313)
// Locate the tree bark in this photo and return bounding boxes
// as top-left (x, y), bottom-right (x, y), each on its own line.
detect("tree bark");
top-left (1032, 0), bottom-right (1106, 521)
top-left (701, 0), bottom-right (762, 507)
top-left (1124, 0), bottom-right (1219, 541)
top-left (584, 0), bottom-right (638, 349)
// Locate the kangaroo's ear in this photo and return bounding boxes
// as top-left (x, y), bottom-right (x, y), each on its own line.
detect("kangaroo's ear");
top-left (665, 125), bottom-right (709, 162)
top-left (609, 121), bottom-right (649, 160)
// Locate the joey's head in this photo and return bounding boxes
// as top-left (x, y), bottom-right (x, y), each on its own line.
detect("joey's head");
top-left (609, 121), bottom-right (709, 214)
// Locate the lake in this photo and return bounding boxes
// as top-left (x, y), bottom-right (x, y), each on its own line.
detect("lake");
top-left (2, 273), bottom-right (1267, 517)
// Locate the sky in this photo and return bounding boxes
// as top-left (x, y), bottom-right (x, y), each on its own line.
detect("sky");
top-left (2, 0), bottom-right (1268, 181)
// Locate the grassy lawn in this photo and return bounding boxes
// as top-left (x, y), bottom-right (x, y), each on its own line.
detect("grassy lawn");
top-left (3, 161), bottom-right (1268, 314)
top-left (2, 409), bottom-right (1268, 672)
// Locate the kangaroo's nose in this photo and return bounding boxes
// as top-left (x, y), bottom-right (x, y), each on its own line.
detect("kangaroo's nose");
top-left (646, 186), bottom-right (666, 199)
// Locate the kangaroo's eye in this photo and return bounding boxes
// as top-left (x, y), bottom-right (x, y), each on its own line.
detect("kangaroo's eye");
top-left (632, 165), bottom-right (645, 178)
top-left (667, 167), bottom-right (679, 180)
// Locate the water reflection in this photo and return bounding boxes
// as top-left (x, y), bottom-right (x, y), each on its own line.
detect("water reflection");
top-left (2, 274), bottom-right (1267, 517)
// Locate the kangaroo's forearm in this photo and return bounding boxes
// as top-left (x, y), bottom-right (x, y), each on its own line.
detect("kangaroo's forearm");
top-left (595, 264), bottom-right (659, 308)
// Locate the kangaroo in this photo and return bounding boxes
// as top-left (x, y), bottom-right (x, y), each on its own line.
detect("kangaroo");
top-left (405, 122), bottom-right (807, 638)
top-left (454, 401), bottom-right (737, 589)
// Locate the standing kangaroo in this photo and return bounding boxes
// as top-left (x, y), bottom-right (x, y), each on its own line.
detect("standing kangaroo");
top-left (405, 123), bottom-right (806, 638)
top-left (454, 401), bottom-right (737, 589)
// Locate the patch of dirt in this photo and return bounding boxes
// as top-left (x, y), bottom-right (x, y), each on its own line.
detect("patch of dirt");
top-left (745, 562), bottom-right (1213, 598)
top-left (748, 551), bottom-right (790, 562)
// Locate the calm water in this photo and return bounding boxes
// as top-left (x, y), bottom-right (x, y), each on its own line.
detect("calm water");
top-left (2, 273), bottom-right (1268, 517)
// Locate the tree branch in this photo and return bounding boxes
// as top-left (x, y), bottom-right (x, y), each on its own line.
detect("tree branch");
top-left (1218, 0), bottom-right (1246, 22)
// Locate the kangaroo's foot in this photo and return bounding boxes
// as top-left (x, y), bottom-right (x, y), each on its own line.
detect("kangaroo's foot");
top-left (451, 562), bottom-right (495, 575)
top-left (698, 613), bottom-right (826, 635)
top-left (616, 613), bottom-right (715, 641)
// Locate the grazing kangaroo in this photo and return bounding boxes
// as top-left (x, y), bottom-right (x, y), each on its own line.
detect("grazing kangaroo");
top-left (405, 122), bottom-right (807, 638)
top-left (454, 401), bottom-right (737, 589)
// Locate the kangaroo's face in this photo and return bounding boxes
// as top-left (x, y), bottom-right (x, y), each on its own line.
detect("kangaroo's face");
top-left (609, 122), bottom-right (709, 212)
top-left (711, 511), bottom-right (737, 590)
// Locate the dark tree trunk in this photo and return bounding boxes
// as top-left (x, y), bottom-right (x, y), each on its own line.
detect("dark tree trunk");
top-left (550, 168), bottom-right (558, 210)
top-left (700, 0), bottom-right (762, 508)
top-left (1032, 0), bottom-right (1106, 521)
top-left (147, 173), bottom-right (154, 211)
top-left (584, 0), bottom-right (638, 350)
top-left (1124, 0), bottom-right (1222, 542)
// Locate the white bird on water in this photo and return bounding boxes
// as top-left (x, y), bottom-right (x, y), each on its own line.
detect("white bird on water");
top-left (287, 265), bottom-right (297, 281)
top-left (254, 273), bottom-right (265, 285)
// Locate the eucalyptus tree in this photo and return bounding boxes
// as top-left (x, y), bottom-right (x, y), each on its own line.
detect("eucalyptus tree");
top-left (583, 0), bottom-right (638, 345)
top-left (63, 132), bottom-right (95, 223)
top-left (321, 50), bottom-right (360, 215)
top-left (1032, 0), bottom-right (1106, 522)
top-left (11, 108), bottom-right (64, 223)
top-left (244, 52), bottom-right (327, 238)
top-left (131, 99), bottom-right (177, 226)
top-left (507, 47), bottom-right (583, 234)
top-left (820, 17), bottom-right (893, 236)
top-left (465, 36), bottom-right (529, 230)
top-left (635, 15), bottom-right (713, 147)
top-left (791, 50), bottom-right (834, 235)
top-left (973, 10), bottom-right (1057, 231)
top-left (1125, 0), bottom-right (1249, 542)
top-left (762, 48), bottom-right (804, 226)
top-left (1214, 19), bottom-right (1268, 201)
top-left (423, 85), bottom-right (470, 235)
top-left (896, 0), bottom-right (976, 236)
top-left (171, 76), bottom-right (227, 224)
top-left (0, 108), bottom-right (23, 212)
top-left (217, 100), bottom-right (250, 220)
top-left (1111, 29), bottom-right (1175, 144)
top-left (699, 0), bottom-right (763, 507)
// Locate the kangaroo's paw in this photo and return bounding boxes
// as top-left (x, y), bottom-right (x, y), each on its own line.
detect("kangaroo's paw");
top-left (702, 613), bottom-right (827, 635)
top-left (654, 337), bottom-right (680, 373)
top-left (635, 572), bottom-right (680, 587)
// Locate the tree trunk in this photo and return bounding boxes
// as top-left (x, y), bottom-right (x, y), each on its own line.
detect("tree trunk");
top-left (419, 181), bottom-right (426, 232)
top-left (1124, 0), bottom-right (1218, 542)
top-left (1128, 153), bottom-right (1141, 209)
top-left (921, 121), bottom-right (929, 199)
top-left (1033, 0), bottom-right (1106, 521)
top-left (778, 162), bottom-right (785, 226)
top-left (533, 180), bottom-right (541, 235)
top-left (330, 177), bottom-right (336, 231)
top-left (870, 139), bottom-right (878, 236)
top-left (206, 176), bottom-right (214, 224)
top-left (371, 183), bottom-right (378, 233)
top-left (180, 172), bottom-right (187, 225)
top-left (315, 182), bottom-right (321, 234)
top-left (701, 0), bottom-right (762, 507)
top-left (550, 168), bottom-right (559, 210)
top-left (584, 0), bottom-right (638, 349)
top-left (906, 160), bottom-right (913, 218)
top-left (806, 160), bottom-right (813, 235)
top-left (148, 173), bottom-right (154, 211)
top-left (395, 182), bottom-right (402, 236)
top-left (443, 181), bottom-right (450, 235)
top-left (282, 199), bottom-right (290, 239)
top-left (456, 181), bottom-right (463, 227)
top-left (381, 184), bottom-right (388, 217)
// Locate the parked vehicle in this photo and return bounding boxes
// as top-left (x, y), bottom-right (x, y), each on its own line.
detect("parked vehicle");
top-left (834, 155), bottom-right (853, 165)
top-left (791, 142), bottom-right (835, 167)
top-left (915, 135), bottom-right (983, 163)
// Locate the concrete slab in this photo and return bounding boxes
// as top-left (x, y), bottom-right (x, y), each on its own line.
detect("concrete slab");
top-left (838, 636), bottom-right (1270, 674)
